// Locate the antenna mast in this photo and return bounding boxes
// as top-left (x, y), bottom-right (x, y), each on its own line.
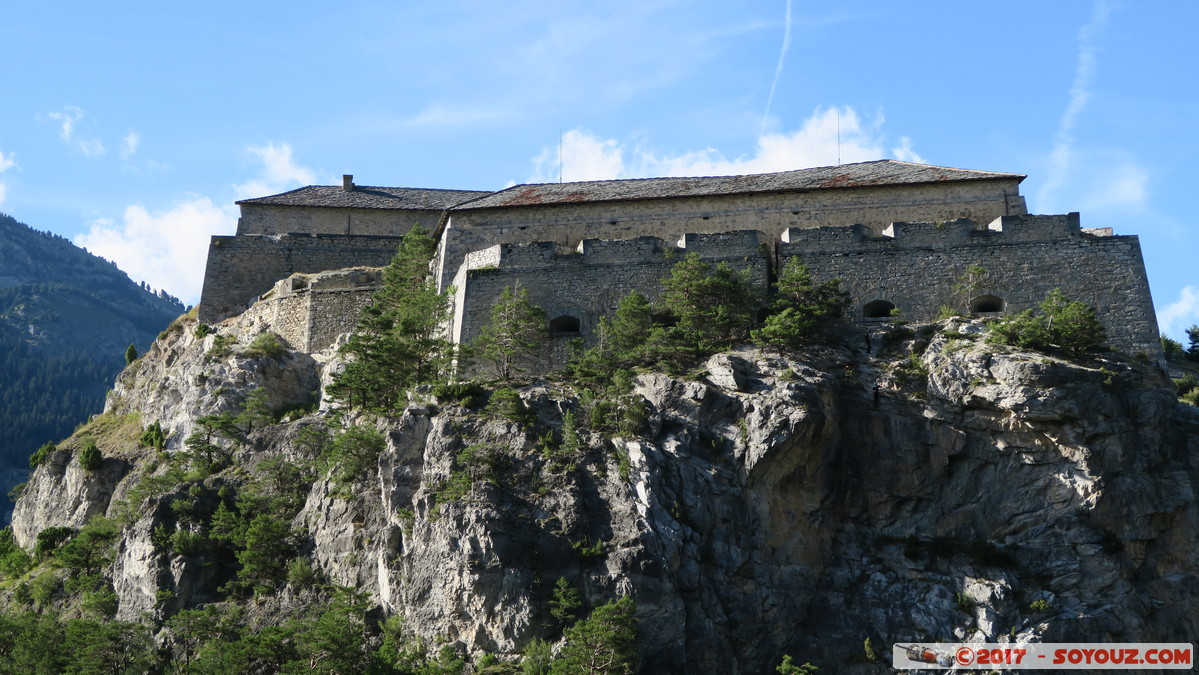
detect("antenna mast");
top-left (836, 109), bottom-right (841, 165)
top-left (559, 129), bottom-right (564, 183)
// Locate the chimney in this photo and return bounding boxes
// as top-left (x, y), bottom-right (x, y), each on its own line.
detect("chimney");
top-left (342, 174), bottom-right (354, 191)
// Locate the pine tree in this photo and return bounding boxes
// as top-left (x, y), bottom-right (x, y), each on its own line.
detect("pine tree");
top-left (474, 282), bottom-right (547, 381)
top-left (329, 226), bottom-right (454, 410)
top-left (659, 253), bottom-right (757, 354)
top-left (551, 596), bottom-right (638, 675)
top-left (751, 259), bottom-right (849, 350)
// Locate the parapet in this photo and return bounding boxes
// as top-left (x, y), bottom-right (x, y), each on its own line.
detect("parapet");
top-left (780, 213), bottom-right (1093, 254)
top-left (464, 230), bottom-right (763, 272)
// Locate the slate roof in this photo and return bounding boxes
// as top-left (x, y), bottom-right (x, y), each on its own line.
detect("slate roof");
top-left (452, 160), bottom-right (1026, 211)
top-left (237, 185), bottom-right (489, 211)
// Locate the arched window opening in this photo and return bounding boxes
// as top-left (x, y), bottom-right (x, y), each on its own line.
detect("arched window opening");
top-left (549, 314), bottom-right (581, 336)
top-left (863, 300), bottom-right (896, 319)
top-left (970, 295), bottom-right (1005, 314)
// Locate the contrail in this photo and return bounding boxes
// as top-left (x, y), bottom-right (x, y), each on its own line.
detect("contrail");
top-left (761, 0), bottom-right (793, 136)
top-left (1037, 0), bottom-right (1114, 212)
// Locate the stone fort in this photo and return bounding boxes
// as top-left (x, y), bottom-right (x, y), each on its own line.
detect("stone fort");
top-left (198, 160), bottom-right (1160, 363)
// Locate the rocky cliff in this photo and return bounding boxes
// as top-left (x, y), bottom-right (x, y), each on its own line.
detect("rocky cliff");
top-left (6, 304), bottom-right (1198, 673)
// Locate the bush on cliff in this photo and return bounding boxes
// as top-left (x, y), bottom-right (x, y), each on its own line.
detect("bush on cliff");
top-left (988, 289), bottom-right (1106, 358)
top-left (751, 259), bottom-right (849, 350)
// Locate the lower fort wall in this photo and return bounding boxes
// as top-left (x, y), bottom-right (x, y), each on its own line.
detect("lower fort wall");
top-left (452, 232), bottom-right (769, 374)
top-left (237, 270), bottom-right (382, 353)
top-left (205, 212), bottom-right (1159, 368)
top-left (779, 215), bottom-right (1160, 357)
top-left (198, 233), bottom-right (403, 324)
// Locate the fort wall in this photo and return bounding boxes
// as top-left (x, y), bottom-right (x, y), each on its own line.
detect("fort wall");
top-left (237, 204), bottom-right (442, 237)
top-left (198, 233), bottom-right (403, 323)
top-left (237, 269), bottom-right (381, 353)
top-left (436, 179), bottom-right (1025, 292)
top-left (779, 214), bottom-right (1160, 356)
top-left (451, 231), bottom-right (768, 372)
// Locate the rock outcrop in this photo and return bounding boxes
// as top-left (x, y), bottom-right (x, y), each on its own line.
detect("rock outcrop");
top-left (8, 306), bottom-right (1198, 673)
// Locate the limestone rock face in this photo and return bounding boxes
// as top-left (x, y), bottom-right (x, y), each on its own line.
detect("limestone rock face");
top-left (10, 308), bottom-right (1199, 673)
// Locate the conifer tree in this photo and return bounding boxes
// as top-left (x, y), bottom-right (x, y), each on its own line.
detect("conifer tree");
top-left (660, 253), bottom-right (757, 354)
top-left (751, 259), bottom-right (849, 350)
top-left (329, 226), bottom-right (454, 410)
top-left (474, 281), bottom-right (547, 381)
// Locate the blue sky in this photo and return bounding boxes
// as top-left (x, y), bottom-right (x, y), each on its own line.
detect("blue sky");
top-left (1, 1), bottom-right (1196, 339)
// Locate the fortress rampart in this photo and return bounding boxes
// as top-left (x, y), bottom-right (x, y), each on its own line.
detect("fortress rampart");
top-left (778, 214), bottom-right (1159, 356)
top-left (195, 160), bottom-right (1161, 367)
top-left (237, 269), bottom-right (382, 353)
top-left (450, 231), bottom-right (768, 352)
top-left (434, 178), bottom-right (1026, 294)
top-left (236, 204), bottom-right (440, 237)
top-left (198, 233), bottom-right (404, 323)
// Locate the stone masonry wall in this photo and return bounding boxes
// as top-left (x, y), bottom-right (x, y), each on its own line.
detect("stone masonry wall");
top-left (436, 179), bottom-right (1025, 292)
top-left (237, 270), bottom-right (382, 353)
top-left (453, 231), bottom-right (768, 374)
top-left (237, 204), bottom-right (442, 237)
top-left (198, 233), bottom-right (402, 323)
top-left (779, 214), bottom-right (1160, 357)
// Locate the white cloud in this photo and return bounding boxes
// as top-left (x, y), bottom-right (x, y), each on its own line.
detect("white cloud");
top-left (0, 149), bottom-right (14, 206)
top-left (121, 132), bottom-right (140, 159)
top-left (531, 130), bottom-right (625, 183)
top-left (43, 105), bottom-right (106, 157)
top-left (530, 106), bottom-right (914, 182)
top-left (48, 106), bottom-right (83, 142)
top-left (1037, 0), bottom-right (1114, 213)
top-left (1081, 163), bottom-right (1147, 210)
top-left (761, 0), bottom-right (794, 135)
top-left (891, 137), bottom-right (925, 164)
top-left (1159, 285), bottom-right (1199, 337)
top-left (233, 142), bottom-right (316, 199)
top-left (71, 141), bottom-right (317, 304)
top-left (74, 198), bottom-right (236, 305)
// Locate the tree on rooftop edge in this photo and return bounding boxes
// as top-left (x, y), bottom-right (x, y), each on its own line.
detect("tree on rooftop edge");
top-left (474, 281), bottom-right (547, 381)
top-left (329, 225), bottom-right (454, 410)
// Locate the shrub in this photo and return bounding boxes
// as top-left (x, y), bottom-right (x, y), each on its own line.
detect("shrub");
top-left (29, 572), bottom-right (59, 607)
top-left (326, 426), bottom-right (388, 491)
top-left (1029, 598), bottom-right (1053, 613)
top-left (171, 530), bottom-right (210, 558)
top-left (29, 441), bottom-right (55, 468)
top-left (287, 558), bottom-right (323, 587)
top-left (207, 334), bottom-right (237, 359)
top-left (140, 421), bottom-right (168, 450)
top-left (486, 388), bottom-right (534, 426)
top-left (123, 343), bottom-right (138, 365)
top-left (244, 331), bottom-right (286, 359)
top-left (194, 323), bottom-right (213, 339)
top-left (432, 381), bottom-right (488, 408)
top-left (0, 528), bottom-right (33, 578)
top-left (989, 289), bottom-right (1106, 357)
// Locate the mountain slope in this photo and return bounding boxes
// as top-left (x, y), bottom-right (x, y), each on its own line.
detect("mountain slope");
top-left (4, 303), bottom-right (1197, 673)
top-left (0, 213), bottom-right (184, 520)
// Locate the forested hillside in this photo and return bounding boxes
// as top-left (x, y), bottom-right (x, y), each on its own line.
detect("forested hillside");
top-left (0, 213), bottom-right (184, 520)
